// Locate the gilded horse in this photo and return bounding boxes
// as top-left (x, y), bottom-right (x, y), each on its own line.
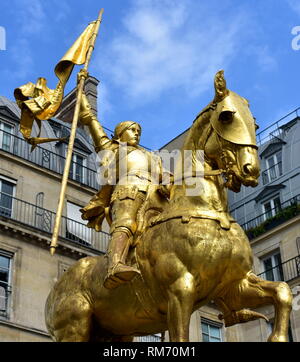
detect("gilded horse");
top-left (45, 71), bottom-right (292, 342)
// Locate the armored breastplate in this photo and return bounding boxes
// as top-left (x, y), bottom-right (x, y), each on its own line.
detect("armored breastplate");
top-left (118, 147), bottom-right (161, 185)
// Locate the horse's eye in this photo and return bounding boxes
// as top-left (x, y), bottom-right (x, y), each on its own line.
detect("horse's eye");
top-left (219, 111), bottom-right (235, 124)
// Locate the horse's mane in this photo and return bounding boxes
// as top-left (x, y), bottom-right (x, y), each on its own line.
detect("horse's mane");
top-left (181, 102), bottom-right (215, 159)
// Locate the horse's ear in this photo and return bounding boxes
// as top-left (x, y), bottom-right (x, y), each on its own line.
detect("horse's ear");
top-left (214, 70), bottom-right (229, 102)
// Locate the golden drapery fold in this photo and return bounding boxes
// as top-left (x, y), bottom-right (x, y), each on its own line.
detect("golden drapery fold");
top-left (14, 21), bottom-right (97, 148)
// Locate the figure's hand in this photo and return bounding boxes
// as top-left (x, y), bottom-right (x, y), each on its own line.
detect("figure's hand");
top-left (79, 93), bottom-right (93, 126)
top-left (77, 69), bottom-right (89, 84)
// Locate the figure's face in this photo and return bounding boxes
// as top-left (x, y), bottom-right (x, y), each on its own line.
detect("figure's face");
top-left (120, 124), bottom-right (141, 146)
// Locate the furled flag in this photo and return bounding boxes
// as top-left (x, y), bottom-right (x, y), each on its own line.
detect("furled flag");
top-left (14, 21), bottom-right (97, 148)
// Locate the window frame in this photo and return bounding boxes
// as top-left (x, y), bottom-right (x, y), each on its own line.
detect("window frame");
top-left (0, 175), bottom-right (16, 218)
top-left (70, 152), bottom-right (87, 184)
top-left (0, 250), bottom-right (13, 318)
top-left (263, 194), bottom-right (281, 221)
top-left (261, 250), bottom-right (284, 281)
top-left (263, 151), bottom-right (283, 184)
top-left (66, 201), bottom-right (92, 245)
top-left (0, 120), bottom-right (14, 153)
top-left (201, 318), bottom-right (223, 342)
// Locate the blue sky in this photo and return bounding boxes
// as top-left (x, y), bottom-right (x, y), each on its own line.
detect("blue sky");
top-left (0, 0), bottom-right (300, 149)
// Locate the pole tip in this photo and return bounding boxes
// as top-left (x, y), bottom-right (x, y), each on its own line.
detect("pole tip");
top-left (50, 246), bottom-right (56, 256)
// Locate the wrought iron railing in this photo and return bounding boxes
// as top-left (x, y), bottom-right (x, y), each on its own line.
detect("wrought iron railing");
top-left (257, 255), bottom-right (300, 283)
top-left (262, 161), bottom-right (283, 185)
top-left (136, 334), bottom-right (162, 342)
top-left (0, 129), bottom-right (99, 189)
top-left (256, 108), bottom-right (300, 146)
top-left (241, 195), bottom-right (300, 239)
top-left (0, 192), bottom-right (109, 253)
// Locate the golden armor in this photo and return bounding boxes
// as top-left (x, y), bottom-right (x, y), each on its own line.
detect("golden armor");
top-left (79, 93), bottom-right (168, 289)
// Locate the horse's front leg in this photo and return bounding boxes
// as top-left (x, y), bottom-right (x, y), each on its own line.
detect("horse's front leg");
top-left (218, 272), bottom-right (293, 342)
top-left (166, 272), bottom-right (195, 342)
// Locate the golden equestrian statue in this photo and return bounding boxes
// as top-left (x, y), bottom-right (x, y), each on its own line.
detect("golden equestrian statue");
top-left (45, 71), bottom-right (293, 342)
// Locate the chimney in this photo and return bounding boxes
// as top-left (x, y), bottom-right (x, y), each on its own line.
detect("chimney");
top-left (55, 76), bottom-right (100, 125)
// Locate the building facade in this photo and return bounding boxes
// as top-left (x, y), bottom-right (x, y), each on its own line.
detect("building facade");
top-left (227, 109), bottom-right (300, 342)
top-left (0, 79), bottom-right (111, 341)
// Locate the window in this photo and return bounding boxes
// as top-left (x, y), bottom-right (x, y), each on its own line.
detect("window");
top-left (70, 153), bottom-right (87, 183)
top-left (201, 320), bottom-right (222, 342)
top-left (263, 196), bottom-right (281, 220)
top-left (66, 201), bottom-right (91, 245)
top-left (0, 177), bottom-right (16, 218)
top-left (0, 121), bottom-right (13, 152)
top-left (261, 251), bottom-right (284, 281)
top-left (0, 252), bottom-right (12, 317)
top-left (262, 151), bottom-right (282, 185)
top-left (35, 192), bottom-right (52, 232)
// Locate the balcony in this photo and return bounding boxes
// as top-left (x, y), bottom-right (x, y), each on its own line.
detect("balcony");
top-left (0, 129), bottom-right (98, 190)
top-left (242, 195), bottom-right (300, 240)
top-left (0, 192), bottom-right (109, 254)
top-left (256, 108), bottom-right (300, 146)
top-left (257, 255), bottom-right (300, 283)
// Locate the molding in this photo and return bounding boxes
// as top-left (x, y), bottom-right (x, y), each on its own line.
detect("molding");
top-left (260, 140), bottom-right (285, 158)
top-left (0, 218), bottom-right (103, 258)
top-left (250, 213), bottom-right (300, 246)
top-left (254, 184), bottom-right (285, 202)
top-left (0, 318), bottom-right (51, 338)
top-left (0, 106), bottom-right (20, 122)
top-left (0, 150), bottom-right (96, 194)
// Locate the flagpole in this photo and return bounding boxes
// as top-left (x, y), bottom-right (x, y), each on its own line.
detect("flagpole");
top-left (50, 9), bottom-right (104, 256)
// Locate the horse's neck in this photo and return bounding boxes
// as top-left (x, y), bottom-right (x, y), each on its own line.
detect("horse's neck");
top-left (170, 109), bottom-right (229, 214)
top-left (171, 170), bottom-right (228, 214)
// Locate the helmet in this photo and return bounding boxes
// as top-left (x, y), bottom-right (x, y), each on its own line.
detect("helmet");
top-left (113, 121), bottom-right (141, 141)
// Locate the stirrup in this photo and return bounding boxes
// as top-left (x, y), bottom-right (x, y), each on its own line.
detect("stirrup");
top-left (103, 263), bottom-right (140, 289)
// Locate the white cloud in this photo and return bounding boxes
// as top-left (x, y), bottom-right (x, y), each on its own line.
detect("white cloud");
top-left (97, 82), bottom-right (113, 122)
top-left (287, 0), bottom-right (300, 16)
top-left (10, 38), bottom-right (34, 79)
top-left (97, 0), bottom-right (247, 105)
top-left (7, 0), bottom-right (47, 80)
top-left (250, 45), bottom-right (278, 72)
top-left (16, 0), bottom-right (46, 35)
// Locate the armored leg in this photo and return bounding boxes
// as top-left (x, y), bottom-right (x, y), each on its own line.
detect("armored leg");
top-left (103, 188), bottom-right (145, 289)
top-left (103, 228), bottom-right (140, 289)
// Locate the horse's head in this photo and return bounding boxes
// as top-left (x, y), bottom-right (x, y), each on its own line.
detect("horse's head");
top-left (204, 70), bottom-right (260, 192)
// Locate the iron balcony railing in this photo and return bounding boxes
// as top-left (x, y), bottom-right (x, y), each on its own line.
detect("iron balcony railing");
top-left (0, 192), bottom-right (109, 253)
top-left (136, 334), bottom-right (162, 342)
top-left (257, 255), bottom-right (300, 283)
top-left (256, 107), bottom-right (300, 146)
top-left (241, 195), bottom-right (300, 239)
top-left (262, 161), bottom-right (283, 185)
top-left (0, 129), bottom-right (99, 190)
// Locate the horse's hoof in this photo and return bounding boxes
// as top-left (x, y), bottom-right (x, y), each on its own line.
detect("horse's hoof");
top-left (267, 334), bottom-right (288, 342)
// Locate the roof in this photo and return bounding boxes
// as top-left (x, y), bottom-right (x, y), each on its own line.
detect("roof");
top-left (0, 95), bottom-right (21, 118)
